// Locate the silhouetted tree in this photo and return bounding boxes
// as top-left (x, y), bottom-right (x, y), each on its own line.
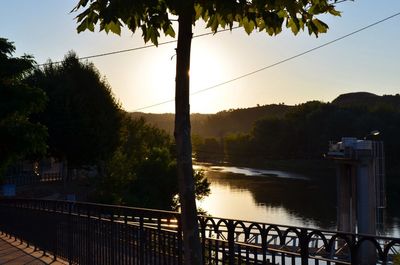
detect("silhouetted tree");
top-left (73, 1), bottom-right (341, 262)
top-left (97, 115), bottom-right (210, 209)
top-left (0, 38), bottom-right (47, 176)
top-left (224, 133), bottom-right (253, 163)
top-left (28, 53), bottom-right (121, 171)
top-left (193, 136), bottom-right (224, 162)
top-left (97, 116), bottom-right (173, 205)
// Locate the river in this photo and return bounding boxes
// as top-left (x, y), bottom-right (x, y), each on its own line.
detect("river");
top-left (195, 163), bottom-right (400, 238)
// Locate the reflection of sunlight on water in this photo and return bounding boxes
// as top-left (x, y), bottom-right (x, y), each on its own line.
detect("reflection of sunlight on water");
top-left (196, 163), bottom-right (400, 236)
top-left (197, 182), bottom-right (321, 228)
top-left (382, 217), bottom-right (400, 238)
top-left (196, 164), bottom-right (308, 180)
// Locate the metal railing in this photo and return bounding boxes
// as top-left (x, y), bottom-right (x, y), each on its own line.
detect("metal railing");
top-left (0, 198), bottom-right (399, 265)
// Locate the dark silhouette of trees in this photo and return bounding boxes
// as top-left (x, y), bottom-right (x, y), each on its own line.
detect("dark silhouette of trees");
top-left (97, 116), bottom-right (174, 207)
top-left (96, 115), bottom-right (210, 210)
top-left (28, 52), bottom-right (121, 171)
top-left (198, 100), bottom-right (400, 179)
top-left (193, 136), bottom-right (224, 162)
top-left (72, 1), bottom-right (341, 263)
top-left (0, 38), bottom-right (47, 176)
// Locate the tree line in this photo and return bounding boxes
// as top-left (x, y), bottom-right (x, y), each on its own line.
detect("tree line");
top-left (131, 103), bottom-right (291, 137)
top-left (193, 96), bottom-right (400, 178)
top-left (0, 38), bottom-right (209, 210)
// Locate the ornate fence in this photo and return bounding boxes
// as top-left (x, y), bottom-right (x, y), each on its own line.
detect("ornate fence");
top-left (0, 198), bottom-right (399, 264)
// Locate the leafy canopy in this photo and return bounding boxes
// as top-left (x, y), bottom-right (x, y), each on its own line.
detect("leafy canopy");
top-left (96, 115), bottom-right (210, 209)
top-left (28, 52), bottom-right (122, 167)
top-left (73, 0), bottom-right (341, 45)
top-left (0, 38), bottom-right (47, 175)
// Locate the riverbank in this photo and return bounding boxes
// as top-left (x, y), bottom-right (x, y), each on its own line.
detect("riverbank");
top-left (197, 162), bottom-right (400, 236)
top-left (195, 158), bottom-right (336, 182)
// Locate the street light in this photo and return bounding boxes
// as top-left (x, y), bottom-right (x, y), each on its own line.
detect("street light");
top-left (364, 130), bottom-right (380, 140)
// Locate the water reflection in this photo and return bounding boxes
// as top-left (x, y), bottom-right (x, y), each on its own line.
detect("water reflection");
top-left (196, 164), bottom-right (400, 237)
top-left (209, 166), bottom-right (309, 180)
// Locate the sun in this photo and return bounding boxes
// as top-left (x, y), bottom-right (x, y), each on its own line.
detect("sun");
top-left (189, 39), bottom-right (229, 113)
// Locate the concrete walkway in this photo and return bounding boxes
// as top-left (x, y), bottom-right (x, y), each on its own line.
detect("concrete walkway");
top-left (0, 234), bottom-right (67, 265)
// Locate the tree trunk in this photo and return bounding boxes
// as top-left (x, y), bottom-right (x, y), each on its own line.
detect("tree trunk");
top-left (175, 3), bottom-right (203, 265)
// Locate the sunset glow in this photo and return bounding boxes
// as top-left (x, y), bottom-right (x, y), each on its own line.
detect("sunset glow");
top-left (1, 0), bottom-right (399, 113)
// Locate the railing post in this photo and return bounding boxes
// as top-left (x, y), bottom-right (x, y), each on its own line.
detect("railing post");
top-left (227, 220), bottom-right (235, 265)
top-left (86, 206), bottom-right (92, 265)
top-left (300, 228), bottom-right (309, 265)
top-left (261, 225), bottom-right (268, 265)
top-left (68, 202), bottom-right (74, 265)
top-left (177, 215), bottom-right (183, 265)
top-left (139, 216), bottom-right (145, 265)
top-left (199, 217), bottom-right (206, 265)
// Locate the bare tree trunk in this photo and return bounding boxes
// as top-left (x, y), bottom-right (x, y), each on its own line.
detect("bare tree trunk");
top-left (175, 3), bottom-right (203, 265)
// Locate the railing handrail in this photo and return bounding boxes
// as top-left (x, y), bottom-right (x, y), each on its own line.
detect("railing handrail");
top-left (1, 198), bottom-right (400, 265)
top-left (2, 197), bottom-right (399, 241)
top-left (1, 197), bottom-right (180, 216)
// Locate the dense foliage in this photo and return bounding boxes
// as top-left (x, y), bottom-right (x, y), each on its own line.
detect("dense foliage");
top-left (28, 53), bottom-right (122, 168)
top-left (95, 116), bottom-right (210, 210)
top-left (0, 38), bottom-right (47, 176)
top-left (27, 53), bottom-right (208, 209)
top-left (73, 0), bottom-right (341, 44)
top-left (131, 104), bottom-right (291, 138)
top-left (191, 95), bottom-right (400, 177)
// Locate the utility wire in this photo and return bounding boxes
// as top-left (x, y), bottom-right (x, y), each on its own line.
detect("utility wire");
top-left (133, 11), bottom-right (400, 112)
top-left (37, 27), bottom-right (240, 67)
top-left (38, 1), bottom-right (350, 66)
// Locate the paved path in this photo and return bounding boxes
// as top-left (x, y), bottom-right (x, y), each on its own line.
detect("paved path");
top-left (0, 234), bottom-right (67, 265)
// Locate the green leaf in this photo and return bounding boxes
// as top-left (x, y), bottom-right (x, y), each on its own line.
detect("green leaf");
top-left (243, 17), bottom-right (255, 35)
top-left (207, 15), bottom-right (219, 32)
top-left (164, 24), bottom-right (175, 38)
top-left (108, 21), bottom-right (121, 35)
top-left (77, 18), bottom-right (88, 33)
top-left (256, 18), bottom-right (266, 31)
top-left (149, 27), bottom-right (160, 46)
top-left (277, 10), bottom-right (287, 19)
top-left (266, 26), bottom-right (274, 36)
top-left (328, 7), bottom-right (341, 17)
top-left (194, 4), bottom-right (203, 20)
top-left (287, 18), bottom-right (299, 35)
top-left (312, 19), bottom-right (328, 33)
top-left (87, 20), bottom-right (95, 32)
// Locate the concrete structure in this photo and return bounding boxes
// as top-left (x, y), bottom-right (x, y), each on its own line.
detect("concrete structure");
top-left (327, 136), bottom-right (386, 264)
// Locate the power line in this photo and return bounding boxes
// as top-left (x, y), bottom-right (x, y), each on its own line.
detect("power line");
top-left (133, 11), bottom-right (400, 112)
top-left (38, 1), bottom-right (350, 67)
top-left (37, 27), bottom-right (240, 67)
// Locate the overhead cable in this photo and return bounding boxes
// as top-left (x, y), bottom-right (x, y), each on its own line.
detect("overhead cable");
top-left (37, 27), bottom-right (240, 67)
top-left (133, 11), bottom-right (400, 111)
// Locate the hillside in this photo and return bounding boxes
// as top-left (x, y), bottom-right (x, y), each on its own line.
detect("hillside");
top-left (129, 112), bottom-right (210, 135)
top-left (130, 92), bottom-right (400, 139)
top-left (332, 92), bottom-right (400, 110)
top-left (130, 104), bottom-right (292, 137)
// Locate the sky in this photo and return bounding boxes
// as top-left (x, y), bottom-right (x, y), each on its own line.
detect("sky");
top-left (1, 1), bottom-right (400, 114)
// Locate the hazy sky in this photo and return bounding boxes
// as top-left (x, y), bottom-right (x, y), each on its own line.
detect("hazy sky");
top-left (1, 1), bottom-right (400, 113)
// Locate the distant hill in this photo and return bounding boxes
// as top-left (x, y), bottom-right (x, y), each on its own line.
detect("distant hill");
top-left (130, 92), bottom-right (400, 138)
top-left (332, 92), bottom-right (400, 111)
top-left (130, 104), bottom-right (292, 137)
top-left (129, 112), bottom-right (210, 135)
top-left (199, 104), bottom-right (292, 137)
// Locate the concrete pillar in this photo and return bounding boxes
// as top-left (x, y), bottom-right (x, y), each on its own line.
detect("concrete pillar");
top-left (337, 164), bottom-right (352, 232)
top-left (356, 159), bottom-right (376, 264)
top-left (356, 160), bottom-right (376, 235)
top-left (336, 163), bottom-right (357, 233)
